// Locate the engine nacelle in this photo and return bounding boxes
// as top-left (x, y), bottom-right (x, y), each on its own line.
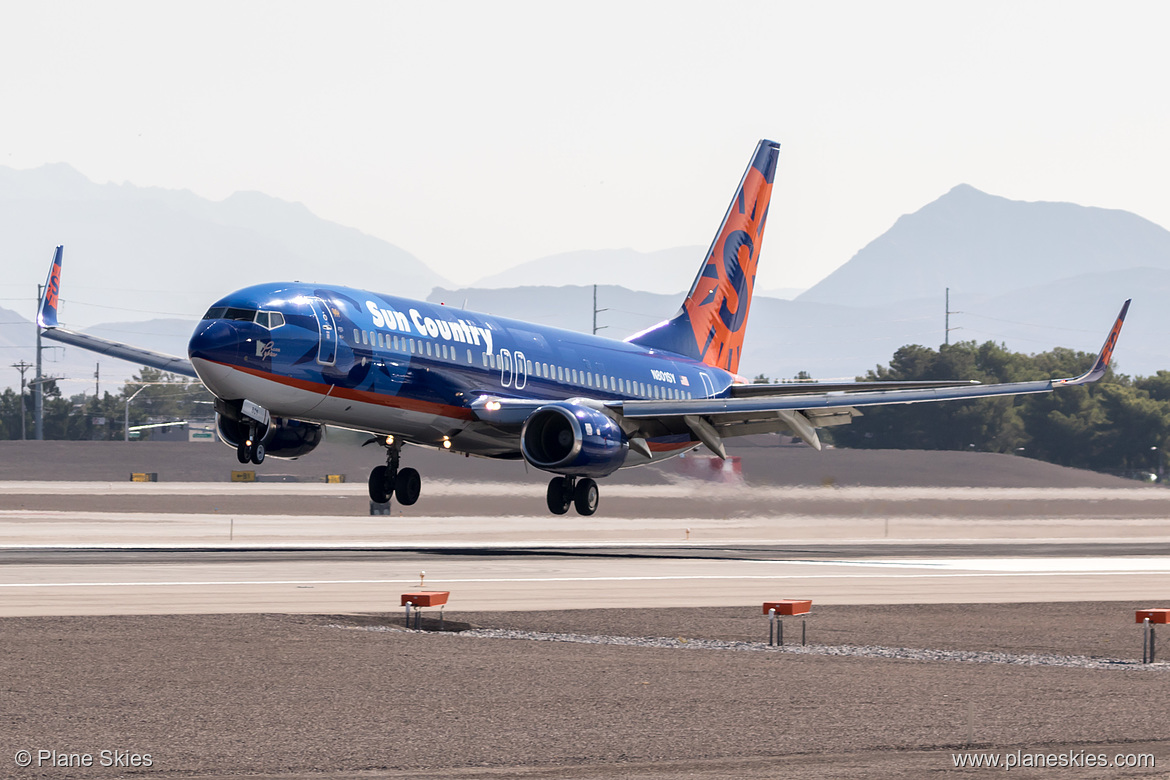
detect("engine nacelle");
top-left (520, 402), bottom-right (629, 477)
top-left (215, 413), bottom-right (324, 459)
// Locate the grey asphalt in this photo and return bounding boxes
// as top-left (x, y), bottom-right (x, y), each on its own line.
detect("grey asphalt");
top-left (5, 540), bottom-right (1170, 566)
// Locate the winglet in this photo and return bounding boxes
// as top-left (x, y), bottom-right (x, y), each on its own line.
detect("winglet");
top-left (1059, 299), bottom-right (1130, 386)
top-left (37, 245), bottom-right (63, 329)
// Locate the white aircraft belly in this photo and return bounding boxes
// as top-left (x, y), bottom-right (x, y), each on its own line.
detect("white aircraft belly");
top-left (191, 358), bottom-right (329, 417)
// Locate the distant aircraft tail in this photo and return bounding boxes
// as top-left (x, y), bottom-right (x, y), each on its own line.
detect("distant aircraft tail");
top-left (626, 139), bottom-right (779, 374)
top-left (37, 245), bottom-right (63, 328)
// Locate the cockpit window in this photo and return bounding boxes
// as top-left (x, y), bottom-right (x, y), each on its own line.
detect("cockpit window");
top-left (224, 307), bottom-right (258, 322)
top-left (202, 306), bottom-right (284, 328)
top-left (253, 311), bottom-right (286, 329)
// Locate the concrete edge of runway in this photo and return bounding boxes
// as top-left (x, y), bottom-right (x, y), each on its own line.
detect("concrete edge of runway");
top-left (3, 480), bottom-right (1170, 500)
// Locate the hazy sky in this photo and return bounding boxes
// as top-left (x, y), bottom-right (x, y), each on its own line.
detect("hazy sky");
top-left (3, 1), bottom-right (1169, 294)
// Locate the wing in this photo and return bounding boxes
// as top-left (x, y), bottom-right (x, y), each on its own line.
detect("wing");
top-left (36, 246), bottom-right (198, 379)
top-left (616, 299), bottom-right (1130, 455)
top-left (727, 379), bottom-right (980, 398)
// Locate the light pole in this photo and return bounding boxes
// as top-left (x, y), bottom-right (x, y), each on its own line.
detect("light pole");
top-left (124, 386), bottom-right (147, 442)
top-left (1151, 446), bottom-right (1162, 481)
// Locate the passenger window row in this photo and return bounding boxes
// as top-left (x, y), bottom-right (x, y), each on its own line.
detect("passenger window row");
top-left (351, 328), bottom-right (694, 400)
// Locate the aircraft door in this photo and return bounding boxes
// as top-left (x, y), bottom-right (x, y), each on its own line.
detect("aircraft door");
top-left (308, 298), bottom-right (338, 366)
top-left (514, 350), bottom-right (528, 390)
top-left (499, 349), bottom-right (513, 387)
top-left (699, 371), bottom-right (715, 398)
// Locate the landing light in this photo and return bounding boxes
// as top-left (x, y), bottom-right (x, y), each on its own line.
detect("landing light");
top-left (385, 435), bottom-right (394, 445)
top-left (485, 400), bottom-right (502, 411)
top-left (442, 440), bottom-right (452, 450)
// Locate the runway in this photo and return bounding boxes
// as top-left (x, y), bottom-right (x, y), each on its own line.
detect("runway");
top-left (3, 480), bottom-right (1170, 616)
top-left (5, 474), bottom-right (1170, 779)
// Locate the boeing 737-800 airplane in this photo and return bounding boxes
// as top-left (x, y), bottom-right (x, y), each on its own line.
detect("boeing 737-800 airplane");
top-left (36, 140), bottom-right (1129, 515)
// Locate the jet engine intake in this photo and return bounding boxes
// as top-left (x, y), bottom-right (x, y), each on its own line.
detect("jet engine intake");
top-left (520, 402), bottom-right (628, 477)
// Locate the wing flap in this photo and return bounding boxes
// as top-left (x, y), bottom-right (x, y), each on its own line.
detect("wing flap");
top-left (727, 379), bottom-right (978, 398)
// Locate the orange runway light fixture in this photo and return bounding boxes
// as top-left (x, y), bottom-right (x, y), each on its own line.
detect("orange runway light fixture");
top-left (401, 591), bottom-right (450, 608)
top-left (1135, 609), bottom-right (1170, 624)
top-left (763, 599), bottom-right (811, 616)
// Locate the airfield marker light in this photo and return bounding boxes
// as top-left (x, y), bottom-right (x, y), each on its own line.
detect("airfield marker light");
top-left (419, 571), bottom-right (425, 587)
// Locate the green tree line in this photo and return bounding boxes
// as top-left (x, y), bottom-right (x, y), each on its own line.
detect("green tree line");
top-left (7, 346), bottom-right (1170, 476)
top-left (0, 368), bottom-right (214, 441)
top-left (824, 340), bottom-right (1170, 475)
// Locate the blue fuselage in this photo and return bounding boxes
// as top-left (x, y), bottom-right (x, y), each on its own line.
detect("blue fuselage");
top-left (187, 283), bottom-right (734, 460)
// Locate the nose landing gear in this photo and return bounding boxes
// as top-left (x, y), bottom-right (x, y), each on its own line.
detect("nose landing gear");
top-left (235, 421), bottom-right (266, 465)
top-left (367, 438), bottom-right (421, 506)
top-left (546, 476), bottom-right (599, 516)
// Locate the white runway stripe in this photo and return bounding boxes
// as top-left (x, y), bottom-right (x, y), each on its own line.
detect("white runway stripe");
top-left (4, 569), bottom-right (1169, 588)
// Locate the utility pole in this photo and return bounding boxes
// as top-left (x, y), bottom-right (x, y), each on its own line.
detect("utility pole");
top-left (34, 284), bottom-right (43, 440)
top-left (10, 361), bottom-right (32, 440)
top-left (945, 287), bottom-right (962, 346)
top-left (95, 363), bottom-right (100, 397)
top-left (592, 285), bottom-right (609, 336)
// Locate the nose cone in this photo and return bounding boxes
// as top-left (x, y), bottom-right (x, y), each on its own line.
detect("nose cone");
top-left (188, 320), bottom-right (240, 364)
top-left (188, 321), bottom-right (243, 397)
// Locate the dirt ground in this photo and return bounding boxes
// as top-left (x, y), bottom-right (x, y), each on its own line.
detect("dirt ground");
top-left (2, 604), bottom-right (1167, 779)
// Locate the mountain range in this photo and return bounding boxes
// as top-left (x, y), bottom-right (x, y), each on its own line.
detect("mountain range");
top-left (2, 164), bottom-right (1168, 397)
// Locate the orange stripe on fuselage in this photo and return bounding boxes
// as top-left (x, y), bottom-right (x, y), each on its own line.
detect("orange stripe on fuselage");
top-left (210, 360), bottom-right (476, 422)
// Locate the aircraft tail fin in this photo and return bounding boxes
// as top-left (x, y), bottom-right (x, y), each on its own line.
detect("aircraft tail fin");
top-left (626, 140), bottom-right (779, 374)
top-left (37, 245), bottom-right (63, 329)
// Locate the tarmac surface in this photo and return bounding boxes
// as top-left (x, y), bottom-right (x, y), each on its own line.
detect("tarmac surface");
top-left (2, 443), bottom-right (1169, 777)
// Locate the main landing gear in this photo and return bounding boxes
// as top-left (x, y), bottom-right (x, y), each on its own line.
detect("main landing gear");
top-left (546, 476), bottom-right (599, 516)
top-left (367, 438), bottom-right (422, 506)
